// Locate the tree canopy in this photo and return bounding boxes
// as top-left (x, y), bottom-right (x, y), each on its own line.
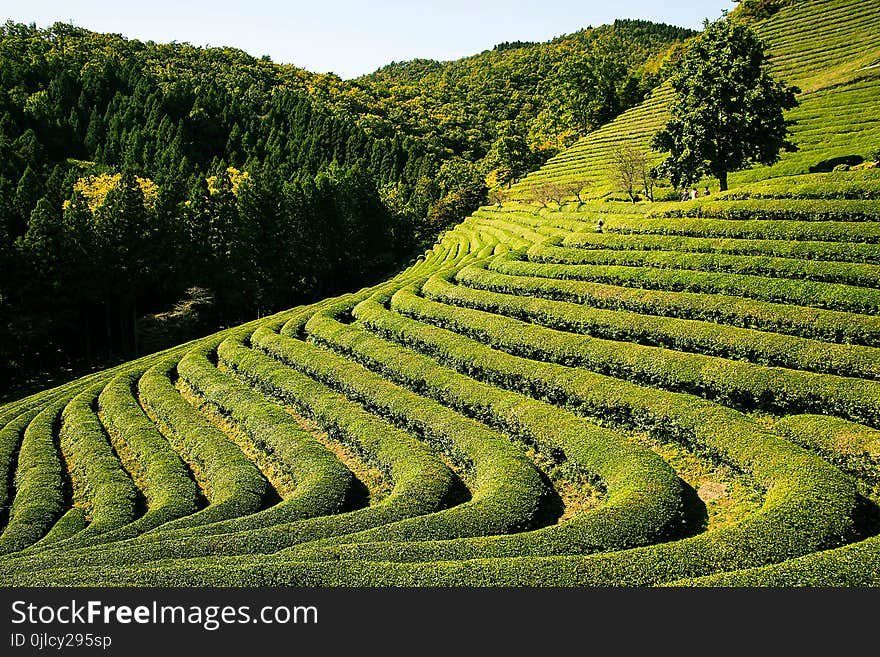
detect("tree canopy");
top-left (0, 18), bottom-right (694, 392)
top-left (652, 18), bottom-right (799, 191)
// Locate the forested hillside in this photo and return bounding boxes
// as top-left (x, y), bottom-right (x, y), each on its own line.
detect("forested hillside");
top-left (0, 19), bottom-right (690, 394)
top-left (357, 20), bottom-right (695, 172)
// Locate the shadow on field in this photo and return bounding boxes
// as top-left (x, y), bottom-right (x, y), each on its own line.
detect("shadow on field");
top-left (680, 481), bottom-right (710, 538)
top-left (809, 155), bottom-right (864, 172)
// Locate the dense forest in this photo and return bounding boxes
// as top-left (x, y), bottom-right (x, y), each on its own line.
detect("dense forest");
top-left (358, 19), bottom-right (695, 173)
top-left (0, 19), bottom-right (692, 393)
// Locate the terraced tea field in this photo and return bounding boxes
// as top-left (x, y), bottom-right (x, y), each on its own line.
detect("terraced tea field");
top-left (1, 0), bottom-right (880, 586)
top-left (0, 171), bottom-right (878, 586)
top-left (512, 0), bottom-right (880, 199)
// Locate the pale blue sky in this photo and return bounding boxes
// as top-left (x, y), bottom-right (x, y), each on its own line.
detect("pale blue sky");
top-left (0, 0), bottom-right (733, 78)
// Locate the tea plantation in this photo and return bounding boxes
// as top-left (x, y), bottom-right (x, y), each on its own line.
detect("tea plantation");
top-left (1, 0), bottom-right (879, 586)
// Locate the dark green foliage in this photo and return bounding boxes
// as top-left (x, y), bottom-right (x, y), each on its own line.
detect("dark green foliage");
top-left (0, 18), bottom-right (693, 392)
top-left (653, 18), bottom-right (799, 190)
top-left (13, 166), bottom-right (42, 235)
top-left (0, 22), bottom-right (429, 390)
top-left (363, 20), bottom-right (694, 161)
top-left (423, 157), bottom-right (488, 236)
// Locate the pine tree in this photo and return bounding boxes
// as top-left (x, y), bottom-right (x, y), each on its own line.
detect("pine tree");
top-left (13, 166), bottom-right (43, 236)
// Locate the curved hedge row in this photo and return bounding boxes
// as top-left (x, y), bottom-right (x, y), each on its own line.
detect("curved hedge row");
top-left (0, 314), bottom-right (464, 579)
top-left (456, 260), bottom-right (880, 345)
top-left (468, 217), bottom-right (554, 245)
top-left (1, 132), bottom-right (878, 586)
top-left (7, 440), bottom-right (864, 588)
top-left (773, 414), bottom-right (880, 482)
top-left (423, 270), bottom-right (880, 380)
top-left (176, 338), bottom-right (353, 523)
top-left (715, 171), bottom-right (880, 201)
top-left (0, 398), bottom-right (68, 555)
top-left (562, 231), bottom-right (880, 264)
top-left (492, 252), bottom-right (880, 315)
top-left (261, 303), bottom-right (554, 545)
top-left (0, 408), bottom-right (42, 532)
top-left (277, 290), bottom-right (865, 581)
top-left (220, 325), bottom-right (459, 532)
top-left (281, 293), bottom-right (687, 561)
top-left (97, 370), bottom-right (201, 533)
top-left (648, 199), bottom-right (880, 222)
top-left (136, 355), bottom-right (268, 531)
top-left (31, 509), bottom-right (88, 548)
top-left (392, 283), bottom-right (880, 424)
top-left (352, 286), bottom-right (855, 500)
top-left (473, 212), bottom-right (573, 240)
top-left (12, 366), bottom-right (214, 557)
top-left (529, 241), bottom-right (880, 288)
top-left (54, 385), bottom-right (140, 539)
top-left (676, 534), bottom-right (880, 586)
top-left (557, 213), bottom-right (880, 243)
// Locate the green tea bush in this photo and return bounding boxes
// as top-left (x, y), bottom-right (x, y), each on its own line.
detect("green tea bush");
top-left (455, 260), bottom-right (880, 345)
top-left (0, 398), bottom-right (67, 555)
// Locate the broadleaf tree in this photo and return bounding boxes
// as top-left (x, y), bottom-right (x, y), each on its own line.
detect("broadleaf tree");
top-left (652, 17), bottom-right (799, 191)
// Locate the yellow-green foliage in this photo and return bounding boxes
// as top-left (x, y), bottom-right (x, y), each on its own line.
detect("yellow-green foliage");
top-left (70, 173), bottom-right (159, 211)
top-left (206, 167), bottom-right (251, 194)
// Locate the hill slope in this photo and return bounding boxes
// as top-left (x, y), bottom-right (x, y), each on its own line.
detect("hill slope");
top-left (511, 0), bottom-right (880, 199)
top-left (0, 18), bottom-right (691, 391)
top-left (1, 0), bottom-right (880, 586)
top-left (355, 19), bottom-right (695, 160)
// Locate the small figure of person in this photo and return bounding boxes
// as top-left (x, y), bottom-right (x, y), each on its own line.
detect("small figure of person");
top-left (596, 218), bottom-right (604, 233)
top-left (690, 188), bottom-right (698, 200)
top-left (704, 186), bottom-right (710, 197)
top-left (681, 189), bottom-right (689, 202)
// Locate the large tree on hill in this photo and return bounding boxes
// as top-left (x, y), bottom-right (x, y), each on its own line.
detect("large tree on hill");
top-left (652, 18), bottom-right (799, 191)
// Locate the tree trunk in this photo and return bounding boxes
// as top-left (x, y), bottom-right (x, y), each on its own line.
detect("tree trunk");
top-left (84, 312), bottom-right (91, 366)
top-left (105, 295), bottom-right (113, 361)
top-left (132, 298), bottom-right (139, 356)
top-left (719, 170), bottom-right (729, 192)
top-left (119, 309), bottom-right (125, 358)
